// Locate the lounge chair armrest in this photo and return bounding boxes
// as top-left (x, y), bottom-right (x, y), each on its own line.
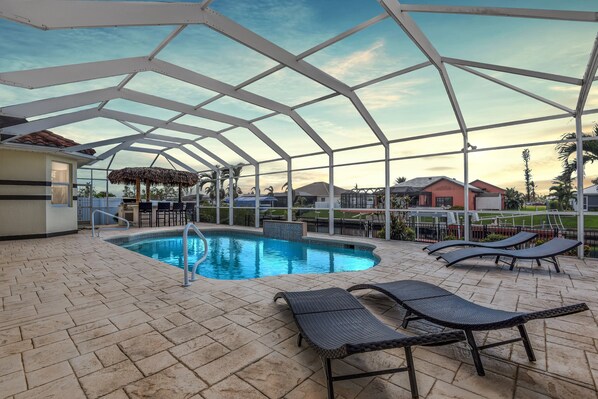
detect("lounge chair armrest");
top-left (522, 303), bottom-right (589, 322)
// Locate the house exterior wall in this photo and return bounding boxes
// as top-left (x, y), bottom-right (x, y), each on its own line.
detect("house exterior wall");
top-left (423, 179), bottom-right (477, 210)
top-left (0, 148), bottom-right (78, 239)
top-left (471, 180), bottom-right (505, 209)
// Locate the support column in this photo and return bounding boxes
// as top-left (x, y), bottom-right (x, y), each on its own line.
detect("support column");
top-left (287, 160), bottom-right (293, 221)
top-left (216, 169), bottom-right (221, 225)
top-left (255, 164), bottom-right (260, 228)
top-left (229, 167), bottom-right (234, 226)
top-left (195, 182), bottom-right (200, 223)
top-left (385, 146), bottom-right (391, 241)
top-left (329, 154), bottom-right (334, 235)
top-left (576, 114), bottom-right (585, 259)
top-left (463, 139), bottom-right (470, 240)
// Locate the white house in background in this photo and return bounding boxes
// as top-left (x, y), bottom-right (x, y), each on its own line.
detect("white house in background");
top-left (580, 184), bottom-right (598, 211)
top-left (272, 182), bottom-right (349, 208)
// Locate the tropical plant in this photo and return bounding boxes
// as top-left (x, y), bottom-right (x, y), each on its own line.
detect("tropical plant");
top-left (504, 187), bottom-right (524, 210)
top-left (281, 182), bottom-right (288, 192)
top-left (556, 123), bottom-right (598, 180)
top-left (264, 185), bottom-right (274, 196)
top-left (549, 174), bottom-right (575, 210)
top-left (294, 196), bottom-right (308, 207)
top-left (198, 164), bottom-right (243, 202)
top-left (395, 176), bottom-right (406, 184)
top-left (376, 195), bottom-right (415, 241)
top-left (78, 183), bottom-right (96, 198)
top-left (122, 185), bottom-right (135, 198)
top-left (522, 149), bottom-right (533, 202)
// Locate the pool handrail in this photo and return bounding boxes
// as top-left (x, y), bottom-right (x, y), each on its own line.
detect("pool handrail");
top-left (91, 209), bottom-right (130, 238)
top-left (183, 223), bottom-right (209, 287)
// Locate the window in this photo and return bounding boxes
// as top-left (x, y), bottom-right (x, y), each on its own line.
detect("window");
top-left (435, 196), bottom-right (453, 207)
top-left (51, 161), bottom-right (71, 206)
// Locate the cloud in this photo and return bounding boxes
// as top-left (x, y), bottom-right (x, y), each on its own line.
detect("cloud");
top-left (323, 40), bottom-right (384, 80)
top-left (358, 77), bottom-right (428, 110)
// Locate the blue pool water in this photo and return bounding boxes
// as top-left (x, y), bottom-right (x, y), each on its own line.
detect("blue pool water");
top-left (120, 232), bottom-right (378, 280)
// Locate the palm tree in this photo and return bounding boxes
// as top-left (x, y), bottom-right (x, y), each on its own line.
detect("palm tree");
top-left (281, 182), bottom-right (288, 192)
top-left (395, 177), bottom-right (406, 185)
top-left (556, 123), bottom-right (598, 180)
top-left (549, 175), bottom-right (576, 210)
top-left (198, 164), bottom-right (244, 203)
top-left (504, 187), bottom-right (524, 210)
top-left (264, 185), bottom-right (274, 197)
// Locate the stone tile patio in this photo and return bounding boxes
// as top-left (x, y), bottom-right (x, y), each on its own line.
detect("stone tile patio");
top-left (0, 224), bottom-right (597, 398)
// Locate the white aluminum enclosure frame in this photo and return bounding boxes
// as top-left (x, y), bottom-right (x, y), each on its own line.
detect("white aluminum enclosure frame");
top-left (0, 1), bottom-right (597, 257)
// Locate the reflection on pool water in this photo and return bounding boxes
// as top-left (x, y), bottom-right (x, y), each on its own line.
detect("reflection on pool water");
top-left (120, 232), bottom-right (378, 280)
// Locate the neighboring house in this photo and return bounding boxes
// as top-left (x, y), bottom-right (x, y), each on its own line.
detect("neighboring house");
top-left (471, 179), bottom-right (506, 210)
top-left (340, 176), bottom-right (505, 210)
top-left (582, 185), bottom-right (598, 211)
top-left (273, 182), bottom-right (348, 208)
top-left (0, 116), bottom-right (95, 240)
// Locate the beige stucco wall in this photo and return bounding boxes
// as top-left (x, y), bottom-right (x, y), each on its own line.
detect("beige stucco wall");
top-left (0, 148), bottom-right (79, 238)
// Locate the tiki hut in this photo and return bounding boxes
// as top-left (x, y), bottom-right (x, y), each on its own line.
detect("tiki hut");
top-left (108, 167), bottom-right (198, 203)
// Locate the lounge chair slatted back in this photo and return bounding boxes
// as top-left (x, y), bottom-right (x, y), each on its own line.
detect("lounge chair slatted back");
top-left (348, 280), bottom-right (588, 376)
top-left (438, 237), bottom-right (581, 272)
top-left (274, 287), bottom-right (465, 399)
top-left (424, 231), bottom-right (537, 254)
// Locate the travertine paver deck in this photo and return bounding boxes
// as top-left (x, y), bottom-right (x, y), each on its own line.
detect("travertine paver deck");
top-left (1, 224), bottom-right (597, 398)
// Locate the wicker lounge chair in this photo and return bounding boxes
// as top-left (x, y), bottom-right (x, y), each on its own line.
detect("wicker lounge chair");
top-left (437, 237), bottom-right (581, 272)
top-left (348, 280), bottom-right (588, 376)
top-left (423, 231), bottom-right (537, 254)
top-left (274, 287), bottom-right (465, 399)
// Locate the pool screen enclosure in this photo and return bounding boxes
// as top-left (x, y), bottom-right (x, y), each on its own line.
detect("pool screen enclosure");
top-left (0, 1), bottom-right (596, 257)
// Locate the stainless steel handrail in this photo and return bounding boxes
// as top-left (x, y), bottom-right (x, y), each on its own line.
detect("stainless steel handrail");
top-left (91, 209), bottom-right (130, 237)
top-left (182, 223), bottom-right (208, 287)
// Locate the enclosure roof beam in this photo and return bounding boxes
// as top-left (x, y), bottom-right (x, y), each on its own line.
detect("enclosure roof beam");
top-left (0, 1), bottom-right (208, 29)
top-left (169, 145), bottom-right (217, 172)
top-left (576, 35), bottom-right (598, 115)
top-left (0, 87), bottom-right (118, 117)
top-left (202, 8), bottom-right (389, 146)
top-left (126, 147), bottom-right (197, 173)
top-left (64, 133), bottom-right (145, 153)
top-left (379, 0), bottom-right (468, 136)
top-left (400, 4), bottom-right (598, 22)
top-left (443, 57), bottom-right (583, 85)
top-left (453, 64), bottom-right (575, 114)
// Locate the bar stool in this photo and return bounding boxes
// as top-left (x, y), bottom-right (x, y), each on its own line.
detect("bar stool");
top-left (184, 202), bottom-right (196, 224)
top-left (156, 202), bottom-right (170, 227)
top-left (171, 202), bottom-right (184, 225)
top-left (138, 202), bottom-right (152, 227)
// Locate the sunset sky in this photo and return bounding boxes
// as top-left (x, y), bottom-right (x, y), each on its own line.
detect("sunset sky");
top-left (0, 0), bottom-right (597, 195)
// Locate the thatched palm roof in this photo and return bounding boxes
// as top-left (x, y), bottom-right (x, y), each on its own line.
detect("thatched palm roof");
top-left (108, 167), bottom-right (198, 187)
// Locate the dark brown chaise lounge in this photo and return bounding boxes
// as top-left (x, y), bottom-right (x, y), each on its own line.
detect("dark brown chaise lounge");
top-left (437, 237), bottom-right (581, 272)
top-left (423, 231), bottom-right (537, 254)
top-left (348, 280), bottom-right (589, 376)
top-left (274, 287), bottom-right (465, 399)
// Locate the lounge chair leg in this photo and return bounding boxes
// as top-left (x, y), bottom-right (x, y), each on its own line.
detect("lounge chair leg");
top-left (297, 333), bottom-right (302, 347)
top-left (465, 330), bottom-right (485, 376)
top-left (552, 256), bottom-right (560, 273)
top-left (517, 325), bottom-right (536, 362)
top-left (402, 310), bottom-right (412, 329)
top-left (495, 256), bottom-right (500, 264)
top-left (509, 258), bottom-right (517, 271)
top-left (536, 259), bottom-right (541, 266)
top-left (323, 358), bottom-right (334, 399)
top-left (404, 347), bottom-right (419, 399)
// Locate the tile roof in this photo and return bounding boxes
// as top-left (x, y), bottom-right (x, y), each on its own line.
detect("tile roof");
top-left (0, 116), bottom-right (95, 155)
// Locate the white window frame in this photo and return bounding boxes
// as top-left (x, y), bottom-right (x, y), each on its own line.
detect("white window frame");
top-left (51, 161), bottom-right (72, 207)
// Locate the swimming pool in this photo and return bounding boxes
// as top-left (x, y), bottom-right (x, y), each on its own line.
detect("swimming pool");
top-left (119, 231), bottom-right (378, 280)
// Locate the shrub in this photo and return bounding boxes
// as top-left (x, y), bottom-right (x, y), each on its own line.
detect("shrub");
top-left (482, 233), bottom-right (508, 242)
top-left (449, 205), bottom-right (464, 210)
